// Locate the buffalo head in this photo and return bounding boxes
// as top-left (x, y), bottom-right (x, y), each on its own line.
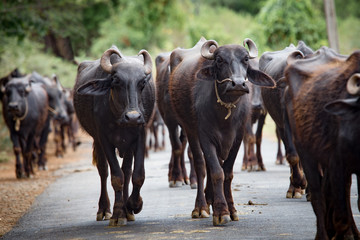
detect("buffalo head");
top-left (77, 47), bottom-right (153, 126)
top-left (2, 76), bottom-right (32, 119)
top-left (325, 73), bottom-right (360, 117)
top-left (196, 38), bottom-right (275, 98)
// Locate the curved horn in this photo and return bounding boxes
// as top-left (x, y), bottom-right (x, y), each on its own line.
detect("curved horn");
top-left (243, 38), bottom-right (258, 59)
top-left (100, 48), bottom-right (122, 74)
top-left (138, 49), bottom-right (152, 75)
top-left (1, 84), bottom-right (5, 93)
top-left (201, 40), bottom-right (219, 60)
top-left (286, 50), bottom-right (304, 65)
top-left (346, 73), bottom-right (360, 95)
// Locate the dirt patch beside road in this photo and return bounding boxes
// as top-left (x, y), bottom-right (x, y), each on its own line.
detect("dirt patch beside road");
top-left (0, 132), bottom-right (92, 237)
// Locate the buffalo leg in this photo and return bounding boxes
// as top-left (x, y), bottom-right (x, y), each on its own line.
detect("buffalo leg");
top-left (187, 145), bottom-right (197, 189)
top-left (300, 152), bottom-right (328, 240)
top-left (179, 129), bottom-right (190, 185)
top-left (223, 136), bottom-right (242, 221)
top-left (275, 126), bottom-right (284, 165)
top-left (187, 136), bottom-right (209, 219)
top-left (99, 137), bottom-right (126, 226)
top-left (167, 123), bottom-right (185, 187)
top-left (122, 151), bottom-right (134, 221)
top-left (255, 112), bottom-right (266, 171)
top-left (283, 107), bottom-right (306, 198)
top-left (94, 141), bottom-right (111, 221)
top-left (126, 128), bottom-right (146, 221)
top-left (200, 139), bottom-right (230, 226)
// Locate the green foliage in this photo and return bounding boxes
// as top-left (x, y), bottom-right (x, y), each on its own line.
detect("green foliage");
top-left (0, 38), bottom-right (77, 88)
top-left (91, 0), bottom-right (187, 56)
top-left (186, 5), bottom-right (266, 52)
top-left (203, 0), bottom-right (266, 15)
top-left (335, 0), bottom-right (360, 19)
top-left (338, 17), bottom-right (360, 54)
top-left (258, 0), bottom-right (327, 50)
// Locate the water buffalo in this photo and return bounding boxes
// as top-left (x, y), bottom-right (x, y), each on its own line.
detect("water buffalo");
top-left (285, 47), bottom-right (360, 239)
top-left (73, 46), bottom-right (155, 226)
top-left (1, 75), bottom-right (49, 178)
top-left (259, 41), bottom-right (313, 198)
top-left (51, 75), bottom-right (80, 157)
top-left (169, 38), bottom-right (275, 225)
top-left (155, 49), bottom-right (197, 188)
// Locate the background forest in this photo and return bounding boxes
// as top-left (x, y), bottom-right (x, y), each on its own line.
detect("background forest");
top-left (0, 0), bottom-right (359, 158)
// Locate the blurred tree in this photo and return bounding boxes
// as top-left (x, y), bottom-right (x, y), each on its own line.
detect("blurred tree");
top-left (258, 0), bottom-right (327, 50)
top-left (0, 0), bottom-right (115, 62)
top-left (91, 0), bottom-right (186, 55)
top-left (203, 0), bottom-right (265, 15)
top-left (335, 0), bottom-right (360, 19)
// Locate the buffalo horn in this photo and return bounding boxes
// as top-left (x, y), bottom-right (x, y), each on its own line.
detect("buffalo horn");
top-left (243, 38), bottom-right (258, 59)
top-left (138, 49), bottom-right (152, 75)
top-left (100, 48), bottom-right (123, 74)
top-left (346, 73), bottom-right (360, 95)
top-left (1, 84), bottom-right (5, 93)
top-left (201, 40), bottom-right (219, 60)
top-left (286, 50), bottom-right (304, 66)
top-left (25, 83), bottom-right (32, 93)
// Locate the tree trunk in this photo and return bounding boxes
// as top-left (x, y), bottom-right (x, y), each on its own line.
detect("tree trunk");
top-left (44, 31), bottom-right (77, 64)
top-left (323, 0), bottom-right (339, 52)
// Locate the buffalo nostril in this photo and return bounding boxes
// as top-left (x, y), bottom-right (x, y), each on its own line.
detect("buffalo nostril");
top-left (125, 110), bottom-right (142, 123)
top-left (9, 102), bottom-right (18, 110)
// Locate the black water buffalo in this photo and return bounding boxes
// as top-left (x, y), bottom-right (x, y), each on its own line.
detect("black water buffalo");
top-left (28, 72), bottom-right (69, 168)
top-left (259, 41), bottom-right (313, 198)
top-left (169, 38), bottom-right (275, 225)
top-left (155, 49), bottom-right (197, 188)
top-left (73, 46), bottom-right (155, 226)
top-left (1, 75), bottom-right (49, 178)
top-left (285, 47), bottom-right (360, 239)
top-left (145, 105), bottom-right (165, 157)
top-left (51, 75), bottom-right (80, 157)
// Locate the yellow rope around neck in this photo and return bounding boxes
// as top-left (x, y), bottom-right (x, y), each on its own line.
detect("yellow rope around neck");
top-left (13, 99), bottom-right (28, 132)
top-left (214, 79), bottom-right (240, 120)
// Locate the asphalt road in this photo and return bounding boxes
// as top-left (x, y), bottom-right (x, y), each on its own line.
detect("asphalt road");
top-left (2, 135), bottom-right (360, 240)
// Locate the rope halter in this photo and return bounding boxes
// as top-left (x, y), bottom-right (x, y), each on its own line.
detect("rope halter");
top-left (214, 78), bottom-right (241, 120)
top-left (13, 99), bottom-right (28, 132)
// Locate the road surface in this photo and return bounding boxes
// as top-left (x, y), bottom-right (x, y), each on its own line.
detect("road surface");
top-left (2, 135), bottom-right (359, 240)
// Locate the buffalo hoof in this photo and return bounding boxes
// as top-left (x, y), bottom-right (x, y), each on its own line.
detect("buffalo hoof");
top-left (127, 213), bottom-right (135, 221)
top-left (96, 211), bottom-right (112, 221)
top-left (169, 181), bottom-right (183, 188)
top-left (190, 183), bottom-right (198, 189)
top-left (191, 209), bottom-right (210, 218)
top-left (109, 218), bottom-right (127, 226)
top-left (231, 211), bottom-right (239, 221)
top-left (286, 191), bottom-right (293, 199)
top-left (213, 215), bottom-right (231, 226)
top-left (286, 188), bottom-right (302, 199)
top-left (16, 170), bottom-right (23, 179)
top-left (241, 164), bottom-right (247, 171)
top-left (185, 179), bottom-right (190, 185)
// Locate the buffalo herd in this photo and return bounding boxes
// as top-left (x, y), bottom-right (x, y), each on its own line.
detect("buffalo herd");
top-left (1, 37), bottom-right (359, 239)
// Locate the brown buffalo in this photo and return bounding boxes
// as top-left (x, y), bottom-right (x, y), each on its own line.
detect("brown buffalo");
top-left (285, 47), bottom-right (360, 239)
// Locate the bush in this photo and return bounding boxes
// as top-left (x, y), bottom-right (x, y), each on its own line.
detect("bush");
top-left (257, 0), bottom-right (327, 50)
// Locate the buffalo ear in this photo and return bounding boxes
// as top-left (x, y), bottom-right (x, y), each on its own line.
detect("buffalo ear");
top-left (247, 65), bottom-right (276, 88)
top-left (324, 97), bottom-right (359, 117)
top-left (196, 66), bottom-right (216, 81)
top-left (77, 79), bottom-right (112, 96)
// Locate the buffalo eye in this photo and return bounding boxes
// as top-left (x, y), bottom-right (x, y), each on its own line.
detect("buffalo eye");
top-left (18, 88), bottom-right (25, 96)
top-left (111, 76), bottom-right (124, 88)
top-left (216, 56), bottom-right (223, 64)
top-left (244, 56), bottom-right (249, 62)
top-left (138, 79), bottom-right (147, 91)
